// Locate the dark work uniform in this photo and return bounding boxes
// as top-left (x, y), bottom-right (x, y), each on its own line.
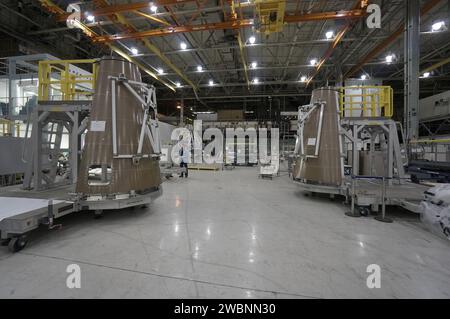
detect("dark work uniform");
top-left (179, 147), bottom-right (188, 178)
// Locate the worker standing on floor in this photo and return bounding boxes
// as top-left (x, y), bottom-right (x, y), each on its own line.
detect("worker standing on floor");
top-left (179, 136), bottom-right (189, 178)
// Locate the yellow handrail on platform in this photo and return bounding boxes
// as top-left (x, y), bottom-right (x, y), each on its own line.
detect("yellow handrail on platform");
top-left (339, 86), bottom-right (393, 118)
top-left (38, 59), bottom-right (98, 101)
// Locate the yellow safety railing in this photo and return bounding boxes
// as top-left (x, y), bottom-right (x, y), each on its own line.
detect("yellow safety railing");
top-left (38, 59), bottom-right (98, 101)
top-left (0, 118), bottom-right (20, 136)
top-left (339, 86), bottom-right (393, 118)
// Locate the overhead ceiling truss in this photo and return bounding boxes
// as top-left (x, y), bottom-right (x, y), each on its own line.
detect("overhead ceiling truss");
top-left (28, 0), bottom-right (450, 110)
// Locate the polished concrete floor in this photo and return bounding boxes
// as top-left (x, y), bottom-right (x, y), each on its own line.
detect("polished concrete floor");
top-left (1, 167), bottom-right (450, 298)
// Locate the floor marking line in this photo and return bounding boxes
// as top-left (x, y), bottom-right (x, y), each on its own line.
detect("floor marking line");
top-left (18, 251), bottom-right (321, 299)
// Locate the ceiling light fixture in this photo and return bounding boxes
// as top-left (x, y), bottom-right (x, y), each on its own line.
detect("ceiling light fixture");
top-left (310, 59), bottom-right (317, 66)
top-left (86, 13), bottom-right (95, 22)
top-left (251, 61), bottom-right (257, 69)
top-left (249, 36), bottom-right (256, 44)
top-left (180, 42), bottom-right (187, 50)
top-left (208, 80), bottom-right (214, 86)
top-left (197, 65), bottom-right (203, 72)
top-left (325, 31), bottom-right (334, 39)
top-left (432, 21), bottom-right (445, 32)
top-left (131, 47), bottom-right (138, 55)
top-left (385, 54), bottom-right (395, 63)
top-left (157, 68), bottom-right (164, 75)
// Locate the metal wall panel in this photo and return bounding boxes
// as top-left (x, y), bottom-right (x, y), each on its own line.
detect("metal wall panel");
top-left (0, 137), bottom-right (27, 175)
top-left (418, 90), bottom-right (450, 122)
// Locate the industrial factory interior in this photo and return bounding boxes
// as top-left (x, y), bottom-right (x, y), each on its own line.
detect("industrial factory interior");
top-left (0, 0), bottom-right (450, 301)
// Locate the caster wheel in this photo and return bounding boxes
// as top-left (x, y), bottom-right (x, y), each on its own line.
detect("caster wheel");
top-left (359, 207), bottom-right (370, 217)
top-left (8, 236), bottom-right (27, 253)
top-left (94, 210), bottom-right (103, 219)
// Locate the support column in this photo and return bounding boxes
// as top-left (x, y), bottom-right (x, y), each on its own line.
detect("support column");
top-left (352, 124), bottom-right (359, 176)
top-left (8, 59), bottom-right (17, 136)
top-left (179, 98), bottom-right (184, 126)
top-left (404, 0), bottom-right (420, 145)
top-left (71, 111), bottom-right (79, 185)
top-left (387, 124), bottom-right (394, 186)
top-left (33, 115), bottom-right (42, 190)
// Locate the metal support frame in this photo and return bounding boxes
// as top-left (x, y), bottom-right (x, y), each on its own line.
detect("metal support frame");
top-left (296, 102), bottom-right (325, 159)
top-left (109, 75), bottom-right (161, 162)
top-left (341, 118), bottom-right (406, 185)
top-left (374, 177), bottom-right (393, 223)
top-left (22, 102), bottom-right (91, 190)
top-left (8, 59), bottom-right (16, 125)
top-left (91, 9), bottom-right (366, 42)
top-left (2, 54), bottom-right (57, 122)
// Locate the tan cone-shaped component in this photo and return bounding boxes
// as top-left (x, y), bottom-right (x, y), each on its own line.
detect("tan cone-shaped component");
top-left (77, 57), bottom-right (161, 195)
top-left (293, 88), bottom-right (343, 186)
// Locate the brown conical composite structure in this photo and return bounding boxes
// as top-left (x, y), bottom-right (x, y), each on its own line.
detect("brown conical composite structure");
top-left (77, 57), bottom-right (161, 195)
top-left (293, 88), bottom-right (343, 186)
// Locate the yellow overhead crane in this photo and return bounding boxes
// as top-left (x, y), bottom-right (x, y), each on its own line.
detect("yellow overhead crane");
top-left (254, 0), bottom-right (286, 35)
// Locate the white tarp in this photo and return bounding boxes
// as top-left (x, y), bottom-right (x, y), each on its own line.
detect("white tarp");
top-left (421, 184), bottom-right (450, 240)
top-left (0, 197), bottom-right (64, 221)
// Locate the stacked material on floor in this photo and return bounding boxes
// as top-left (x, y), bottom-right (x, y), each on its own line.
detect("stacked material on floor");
top-left (421, 184), bottom-right (450, 240)
top-left (188, 163), bottom-right (223, 171)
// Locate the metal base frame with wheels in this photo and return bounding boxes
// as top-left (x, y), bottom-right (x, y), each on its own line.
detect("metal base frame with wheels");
top-left (8, 236), bottom-right (27, 253)
top-left (294, 177), bottom-right (428, 216)
top-left (0, 185), bottom-right (163, 253)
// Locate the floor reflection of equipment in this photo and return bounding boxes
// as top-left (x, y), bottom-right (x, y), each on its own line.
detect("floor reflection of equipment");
top-left (292, 86), bottom-right (430, 218)
top-left (0, 57), bottom-right (162, 252)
